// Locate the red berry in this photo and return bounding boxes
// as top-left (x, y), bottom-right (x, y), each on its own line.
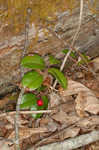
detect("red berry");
top-left (37, 99), bottom-right (43, 106)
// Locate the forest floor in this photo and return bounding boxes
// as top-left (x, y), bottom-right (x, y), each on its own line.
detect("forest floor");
top-left (0, 55), bottom-right (99, 150)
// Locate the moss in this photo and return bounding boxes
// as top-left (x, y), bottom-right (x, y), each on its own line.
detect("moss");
top-left (0, 0), bottom-right (79, 34)
top-left (0, 0), bottom-right (98, 34)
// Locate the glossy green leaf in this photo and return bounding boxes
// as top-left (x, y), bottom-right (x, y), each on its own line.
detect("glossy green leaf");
top-left (49, 55), bottom-right (61, 65)
top-left (20, 93), bottom-right (37, 108)
top-left (21, 54), bottom-right (45, 69)
top-left (48, 68), bottom-right (68, 89)
top-left (21, 71), bottom-right (43, 90)
top-left (62, 49), bottom-right (77, 59)
top-left (41, 95), bottom-right (49, 109)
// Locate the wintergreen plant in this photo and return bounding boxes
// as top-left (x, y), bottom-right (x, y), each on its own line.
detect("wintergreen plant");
top-left (20, 54), bottom-right (68, 119)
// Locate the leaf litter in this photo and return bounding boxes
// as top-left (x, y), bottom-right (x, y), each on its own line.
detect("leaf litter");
top-left (0, 57), bottom-right (99, 150)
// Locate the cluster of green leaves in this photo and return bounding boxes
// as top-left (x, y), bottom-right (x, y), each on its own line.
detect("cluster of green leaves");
top-left (77, 53), bottom-right (90, 66)
top-left (21, 54), bottom-right (67, 90)
top-left (62, 49), bottom-right (90, 66)
top-left (20, 54), bottom-right (68, 119)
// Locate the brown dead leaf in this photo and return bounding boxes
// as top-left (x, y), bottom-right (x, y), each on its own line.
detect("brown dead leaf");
top-left (60, 80), bottom-right (99, 117)
top-left (89, 57), bottom-right (99, 72)
top-left (40, 117), bottom-right (59, 132)
top-left (85, 141), bottom-right (99, 150)
top-left (49, 92), bottom-right (61, 107)
top-left (43, 76), bottom-right (52, 87)
top-left (77, 116), bottom-right (99, 132)
top-left (37, 126), bottom-right (80, 146)
top-left (60, 100), bottom-right (75, 113)
top-left (51, 110), bottom-right (68, 124)
top-left (84, 79), bottom-right (99, 98)
top-left (0, 126), bottom-right (7, 137)
top-left (0, 96), bottom-right (10, 109)
top-left (8, 127), bottom-right (48, 141)
top-left (6, 115), bottom-right (28, 127)
top-left (51, 110), bottom-right (79, 125)
top-left (59, 127), bottom-right (80, 140)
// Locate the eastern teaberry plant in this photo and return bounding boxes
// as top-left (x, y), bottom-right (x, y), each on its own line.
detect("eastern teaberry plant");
top-left (20, 54), bottom-right (68, 119)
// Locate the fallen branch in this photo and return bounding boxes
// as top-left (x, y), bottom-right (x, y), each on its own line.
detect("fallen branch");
top-left (0, 110), bottom-right (56, 117)
top-left (30, 130), bottom-right (99, 150)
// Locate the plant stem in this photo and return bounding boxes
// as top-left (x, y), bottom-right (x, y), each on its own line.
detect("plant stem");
top-left (53, 0), bottom-right (84, 88)
top-left (15, 8), bottom-right (32, 150)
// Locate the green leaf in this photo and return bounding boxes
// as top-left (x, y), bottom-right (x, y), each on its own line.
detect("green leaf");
top-left (62, 49), bottom-right (77, 59)
top-left (48, 68), bottom-right (68, 89)
top-left (37, 85), bottom-right (46, 92)
top-left (62, 49), bottom-right (69, 54)
top-left (41, 95), bottom-right (49, 109)
top-left (20, 93), bottom-right (37, 109)
top-left (70, 52), bottom-right (77, 59)
top-left (49, 55), bottom-right (60, 65)
top-left (21, 71), bottom-right (43, 90)
top-left (21, 54), bottom-right (45, 69)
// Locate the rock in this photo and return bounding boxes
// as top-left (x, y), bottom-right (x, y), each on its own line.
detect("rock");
top-left (0, 3), bottom-right (99, 95)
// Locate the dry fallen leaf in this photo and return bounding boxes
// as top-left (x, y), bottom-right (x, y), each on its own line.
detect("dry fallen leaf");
top-left (49, 92), bottom-right (61, 107)
top-left (6, 115), bottom-right (28, 127)
top-left (8, 127), bottom-right (48, 141)
top-left (40, 117), bottom-right (59, 132)
top-left (77, 116), bottom-right (99, 132)
top-left (59, 127), bottom-right (80, 140)
top-left (51, 110), bottom-right (79, 125)
top-left (0, 95), bottom-right (10, 109)
top-left (37, 126), bottom-right (80, 146)
top-left (59, 80), bottom-right (99, 117)
top-left (89, 57), bottom-right (99, 72)
top-left (51, 110), bottom-right (68, 124)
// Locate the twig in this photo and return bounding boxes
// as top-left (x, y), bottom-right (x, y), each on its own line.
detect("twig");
top-left (31, 130), bottom-right (99, 150)
top-left (0, 110), bottom-right (56, 117)
top-left (53, 0), bottom-right (84, 88)
top-left (15, 8), bottom-right (32, 150)
top-left (15, 87), bottom-right (25, 150)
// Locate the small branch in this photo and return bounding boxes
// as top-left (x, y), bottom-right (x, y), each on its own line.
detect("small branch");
top-left (15, 88), bottom-right (25, 150)
top-left (0, 110), bottom-right (56, 117)
top-left (53, 0), bottom-right (84, 88)
top-left (31, 130), bottom-right (99, 150)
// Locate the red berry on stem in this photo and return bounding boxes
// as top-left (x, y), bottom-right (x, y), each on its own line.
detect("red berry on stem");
top-left (37, 99), bottom-right (43, 106)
